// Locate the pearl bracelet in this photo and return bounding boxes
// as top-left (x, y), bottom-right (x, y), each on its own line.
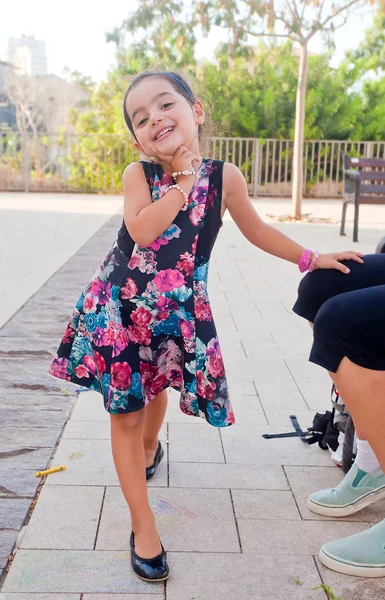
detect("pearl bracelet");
top-left (172, 170), bottom-right (198, 180)
top-left (308, 251), bottom-right (320, 272)
top-left (165, 184), bottom-right (189, 211)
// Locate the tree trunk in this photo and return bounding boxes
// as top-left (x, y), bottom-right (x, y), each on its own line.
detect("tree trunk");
top-left (291, 42), bottom-right (308, 219)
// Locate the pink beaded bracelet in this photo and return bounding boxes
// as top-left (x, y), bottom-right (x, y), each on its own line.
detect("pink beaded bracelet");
top-left (298, 249), bottom-right (312, 273)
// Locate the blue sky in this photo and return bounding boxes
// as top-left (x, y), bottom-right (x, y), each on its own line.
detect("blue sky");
top-left (0, 1), bottom-right (376, 81)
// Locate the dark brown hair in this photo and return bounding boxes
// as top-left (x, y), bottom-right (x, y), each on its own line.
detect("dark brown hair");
top-left (122, 69), bottom-right (216, 151)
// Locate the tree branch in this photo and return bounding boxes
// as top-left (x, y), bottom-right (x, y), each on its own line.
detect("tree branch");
top-left (241, 25), bottom-right (298, 42)
top-left (318, 0), bottom-right (361, 31)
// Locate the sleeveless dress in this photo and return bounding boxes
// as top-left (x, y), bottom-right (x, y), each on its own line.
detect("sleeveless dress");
top-left (49, 159), bottom-right (234, 427)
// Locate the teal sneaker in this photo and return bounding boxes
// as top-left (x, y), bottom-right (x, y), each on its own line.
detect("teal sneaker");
top-left (308, 463), bottom-right (385, 517)
top-left (319, 519), bottom-right (385, 577)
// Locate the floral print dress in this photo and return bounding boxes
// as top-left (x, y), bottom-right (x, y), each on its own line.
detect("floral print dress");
top-left (49, 159), bottom-right (234, 427)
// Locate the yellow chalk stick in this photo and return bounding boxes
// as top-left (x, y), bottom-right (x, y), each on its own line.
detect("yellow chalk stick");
top-left (35, 465), bottom-right (67, 477)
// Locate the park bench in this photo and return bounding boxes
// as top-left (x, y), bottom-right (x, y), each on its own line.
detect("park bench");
top-left (340, 154), bottom-right (385, 242)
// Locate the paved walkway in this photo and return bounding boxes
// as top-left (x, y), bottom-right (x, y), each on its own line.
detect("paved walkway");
top-left (1, 195), bottom-right (385, 599)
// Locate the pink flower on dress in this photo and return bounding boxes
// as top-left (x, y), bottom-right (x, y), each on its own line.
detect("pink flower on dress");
top-left (83, 355), bottom-right (97, 375)
top-left (195, 299), bottom-right (212, 321)
top-left (121, 278), bottom-right (138, 300)
top-left (90, 280), bottom-right (112, 305)
top-left (153, 269), bottom-right (186, 292)
top-left (63, 325), bottom-right (75, 344)
top-left (140, 362), bottom-right (157, 391)
top-left (149, 374), bottom-right (168, 397)
top-left (111, 361), bottom-right (132, 390)
top-left (207, 354), bottom-right (225, 378)
top-left (155, 295), bottom-right (178, 321)
top-left (75, 364), bottom-right (89, 379)
top-left (192, 235), bottom-right (198, 255)
top-left (128, 325), bottom-right (152, 346)
top-left (83, 293), bottom-right (98, 313)
top-left (189, 204), bottom-right (205, 226)
top-left (176, 252), bottom-right (194, 276)
top-left (196, 370), bottom-right (216, 400)
top-left (226, 411), bottom-right (235, 425)
top-left (180, 319), bottom-right (194, 338)
top-left (131, 307), bottom-right (152, 327)
top-left (101, 323), bottom-right (115, 346)
top-left (49, 356), bottom-right (69, 379)
top-left (111, 325), bottom-right (130, 357)
top-left (94, 351), bottom-right (106, 376)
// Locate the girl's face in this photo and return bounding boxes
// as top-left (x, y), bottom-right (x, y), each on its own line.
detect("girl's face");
top-left (125, 77), bottom-right (205, 158)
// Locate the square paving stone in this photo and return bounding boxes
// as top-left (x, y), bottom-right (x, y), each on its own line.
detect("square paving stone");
top-left (0, 593), bottom-right (80, 600)
top-left (0, 530), bottom-right (17, 577)
top-left (238, 519), bottom-right (368, 555)
top-left (254, 381), bottom-right (309, 412)
top-left (285, 358), bottom-right (330, 385)
top-left (0, 468), bottom-right (39, 498)
top-left (227, 380), bottom-right (256, 396)
top-left (0, 427), bottom-right (60, 448)
top-left (0, 408), bottom-right (68, 430)
top-left (169, 462), bottom-right (289, 490)
top-left (240, 339), bottom-right (280, 358)
top-left (1, 549), bottom-right (162, 594)
top-left (0, 499), bottom-right (31, 530)
top-left (166, 552), bottom-right (325, 600)
top-left (0, 447), bottom-right (53, 470)
top-left (285, 465), bottom-right (385, 523)
top-left (226, 357), bottom-right (294, 383)
top-left (315, 556), bottom-right (385, 600)
top-left (221, 425), bottom-right (333, 466)
top-left (62, 420), bottom-right (167, 442)
top-left (70, 391), bottom-right (108, 421)
top-left (43, 439), bottom-right (167, 488)
top-left (232, 490), bottom-right (300, 520)
top-left (20, 486), bottom-right (104, 550)
top-left (229, 396), bottom-right (268, 426)
top-left (96, 487), bottom-right (239, 553)
top-left (297, 382), bottom-right (335, 411)
top-left (85, 596), bottom-right (163, 600)
top-left (264, 409), bottom-right (316, 428)
top-left (168, 424), bottom-right (224, 463)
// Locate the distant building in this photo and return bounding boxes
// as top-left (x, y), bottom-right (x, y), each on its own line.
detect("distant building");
top-left (7, 35), bottom-right (47, 76)
top-left (0, 61), bottom-right (16, 127)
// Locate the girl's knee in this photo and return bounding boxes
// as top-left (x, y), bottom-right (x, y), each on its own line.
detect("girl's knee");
top-left (110, 409), bottom-right (144, 431)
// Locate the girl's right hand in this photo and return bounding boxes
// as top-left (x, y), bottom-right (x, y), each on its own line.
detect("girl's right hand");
top-left (171, 146), bottom-right (201, 174)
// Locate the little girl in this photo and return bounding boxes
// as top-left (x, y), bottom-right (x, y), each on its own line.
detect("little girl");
top-left (49, 69), bottom-right (363, 582)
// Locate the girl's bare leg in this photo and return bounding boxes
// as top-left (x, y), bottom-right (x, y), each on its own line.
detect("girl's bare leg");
top-left (330, 357), bottom-right (385, 469)
top-left (110, 410), bottom-right (161, 558)
top-left (143, 390), bottom-right (168, 468)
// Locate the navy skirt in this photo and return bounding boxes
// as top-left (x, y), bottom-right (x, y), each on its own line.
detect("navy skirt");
top-left (293, 254), bottom-right (385, 373)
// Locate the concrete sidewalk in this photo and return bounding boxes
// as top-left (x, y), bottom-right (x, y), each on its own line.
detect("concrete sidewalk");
top-left (1, 197), bottom-right (385, 599)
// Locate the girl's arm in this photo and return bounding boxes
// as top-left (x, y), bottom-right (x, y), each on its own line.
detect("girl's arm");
top-left (223, 163), bottom-right (364, 273)
top-left (123, 162), bottom-right (195, 247)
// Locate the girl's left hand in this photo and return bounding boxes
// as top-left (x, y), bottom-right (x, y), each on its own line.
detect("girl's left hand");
top-left (315, 251), bottom-right (364, 274)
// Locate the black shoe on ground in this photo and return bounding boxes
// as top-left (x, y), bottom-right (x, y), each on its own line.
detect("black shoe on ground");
top-left (129, 531), bottom-right (169, 582)
top-left (146, 441), bottom-right (164, 481)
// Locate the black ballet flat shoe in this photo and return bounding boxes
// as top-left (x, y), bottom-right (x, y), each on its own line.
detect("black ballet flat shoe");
top-left (129, 531), bottom-right (169, 582)
top-left (146, 441), bottom-right (164, 481)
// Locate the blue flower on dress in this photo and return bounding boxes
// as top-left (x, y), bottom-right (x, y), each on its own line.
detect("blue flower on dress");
top-left (84, 313), bottom-right (98, 333)
top-left (129, 372), bottom-right (143, 399)
top-left (76, 292), bottom-right (85, 311)
top-left (111, 285), bottom-right (121, 301)
top-left (70, 334), bottom-right (93, 365)
top-left (193, 262), bottom-right (209, 282)
top-left (153, 313), bottom-right (180, 336)
top-left (171, 285), bottom-right (192, 303)
top-left (97, 310), bottom-right (108, 329)
top-left (207, 401), bottom-right (228, 427)
top-left (102, 374), bottom-right (111, 399)
top-left (186, 379), bottom-right (197, 395)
